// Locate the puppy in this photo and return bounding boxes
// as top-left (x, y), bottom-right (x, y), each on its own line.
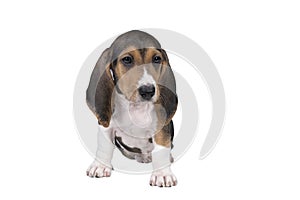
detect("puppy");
top-left (86, 30), bottom-right (178, 187)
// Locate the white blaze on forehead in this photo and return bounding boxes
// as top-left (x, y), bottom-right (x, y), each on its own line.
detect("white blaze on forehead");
top-left (138, 67), bottom-right (156, 87)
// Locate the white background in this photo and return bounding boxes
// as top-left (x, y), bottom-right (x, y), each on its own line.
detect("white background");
top-left (0, 0), bottom-right (299, 199)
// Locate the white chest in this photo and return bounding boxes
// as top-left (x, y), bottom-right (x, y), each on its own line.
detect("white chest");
top-left (111, 92), bottom-right (157, 155)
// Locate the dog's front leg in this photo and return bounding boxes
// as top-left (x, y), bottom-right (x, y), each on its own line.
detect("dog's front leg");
top-left (150, 144), bottom-right (177, 187)
top-left (86, 126), bottom-right (115, 178)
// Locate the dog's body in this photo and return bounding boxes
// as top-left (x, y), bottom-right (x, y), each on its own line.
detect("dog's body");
top-left (86, 30), bottom-right (178, 187)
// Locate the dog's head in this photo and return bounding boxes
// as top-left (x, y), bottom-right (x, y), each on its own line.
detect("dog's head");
top-left (87, 30), bottom-right (177, 127)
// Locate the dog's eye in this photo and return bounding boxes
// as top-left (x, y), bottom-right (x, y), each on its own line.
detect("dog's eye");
top-left (121, 56), bottom-right (133, 66)
top-left (153, 55), bottom-right (162, 64)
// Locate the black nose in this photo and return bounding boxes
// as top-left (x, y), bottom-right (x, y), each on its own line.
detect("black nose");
top-left (138, 85), bottom-right (155, 100)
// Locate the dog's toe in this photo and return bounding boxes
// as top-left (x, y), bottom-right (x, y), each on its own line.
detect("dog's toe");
top-left (165, 175), bottom-right (174, 187)
top-left (87, 166), bottom-right (96, 177)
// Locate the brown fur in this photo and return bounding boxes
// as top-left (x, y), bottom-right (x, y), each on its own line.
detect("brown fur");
top-left (154, 121), bottom-right (174, 147)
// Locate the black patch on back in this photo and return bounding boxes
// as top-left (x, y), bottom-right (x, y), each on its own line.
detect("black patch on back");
top-left (169, 120), bottom-right (174, 142)
top-left (165, 120), bottom-right (174, 149)
top-left (115, 136), bottom-right (142, 154)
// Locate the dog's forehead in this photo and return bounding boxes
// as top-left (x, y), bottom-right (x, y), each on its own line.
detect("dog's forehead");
top-left (110, 30), bottom-right (161, 58)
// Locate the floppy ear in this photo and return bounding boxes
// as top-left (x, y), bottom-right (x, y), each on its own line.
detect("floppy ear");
top-left (156, 49), bottom-right (178, 126)
top-left (86, 48), bottom-right (114, 127)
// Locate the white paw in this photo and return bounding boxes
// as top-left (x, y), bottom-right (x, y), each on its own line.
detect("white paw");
top-left (149, 167), bottom-right (177, 187)
top-left (86, 160), bottom-right (112, 178)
